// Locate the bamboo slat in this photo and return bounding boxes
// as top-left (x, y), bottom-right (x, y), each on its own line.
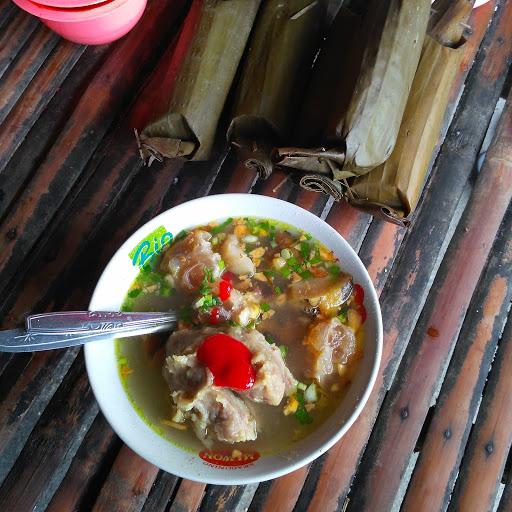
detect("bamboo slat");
top-left (300, 2), bottom-right (511, 509)
top-left (47, 414), bottom-right (120, 512)
top-left (348, 80), bottom-right (512, 512)
top-left (0, 9), bottom-right (38, 81)
top-left (0, 25), bottom-right (60, 126)
top-left (91, 446), bottom-right (159, 512)
top-left (0, 356), bottom-right (97, 511)
top-left (449, 311), bottom-right (512, 512)
top-left (403, 206), bottom-right (512, 510)
top-left (0, 0), bottom-right (187, 298)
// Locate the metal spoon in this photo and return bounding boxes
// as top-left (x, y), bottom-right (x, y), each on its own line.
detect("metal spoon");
top-left (0, 311), bottom-right (177, 352)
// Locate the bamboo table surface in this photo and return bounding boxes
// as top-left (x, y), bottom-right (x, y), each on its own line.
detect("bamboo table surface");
top-left (0, 1), bottom-right (511, 511)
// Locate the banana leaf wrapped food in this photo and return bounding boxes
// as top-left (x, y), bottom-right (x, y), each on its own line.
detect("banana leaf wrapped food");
top-left (227, 0), bottom-right (326, 178)
top-left (274, 0), bottom-right (431, 179)
top-left (344, 0), bottom-right (473, 224)
top-left (137, 0), bottom-right (261, 164)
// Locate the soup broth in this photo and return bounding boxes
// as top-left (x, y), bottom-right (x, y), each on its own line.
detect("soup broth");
top-left (116, 217), bottom-right (365, 456)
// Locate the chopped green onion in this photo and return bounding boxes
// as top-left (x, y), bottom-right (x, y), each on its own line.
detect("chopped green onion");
top-left (265, 334), bottom-right (276, 344)
top-left (128, 288), bottom-right (142, 298)
top-left (210, 217), bottom-right (233, 234)
top-left (160, 285), bottom-right (173, 297)
top-left (279, 345), bottom-right (288, 359)
top-left (337, 306), bottom-right (349, 324)
top-left (280, 266), bottom-right (292, 278)
top-left (287, 257), bottom-right (298, 267)
top-left (328, 265), bottom-right (341, 276)
top-left (260, 303), bottom-right (271, 312)
top-left (175, 229), bottom-right (189, 242)
top-left (274, 286), bottom-right (282, 295)
top-left (300, 241), bottom-right (310, 260)
top-left (297, 382), bottom-right (307, 391)
top-left (309, 256), bottom-right (322, 265)
top-left (281, 248), bottom-right (292, 260)
top-left (294, 389), bottom-right (313, 424)
top-left (218, 259), bottom-right (225, 271)
top-left (299, 270), bottom-right (313, 279)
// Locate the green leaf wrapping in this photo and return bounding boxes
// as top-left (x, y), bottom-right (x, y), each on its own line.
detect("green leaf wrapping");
top-left (227, 0), bottom-right (325, 178)
top-left (138, 0), bottom-right (261, 163)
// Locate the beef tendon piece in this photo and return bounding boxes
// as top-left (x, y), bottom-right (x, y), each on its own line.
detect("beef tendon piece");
top-left (220, 234), bottom-right (255, 276)
top-left (177, 387), bottom-right (258, 444)
top-left (303, 317), bottom-right (356, 387)
top-left (160, 230), bottom-right (221, 292)
top-left (230, 327), bottom-right (296, 405)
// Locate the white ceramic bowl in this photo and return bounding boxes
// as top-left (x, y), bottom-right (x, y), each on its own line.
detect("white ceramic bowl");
top-left (84, 194), bottom-right (382, 484)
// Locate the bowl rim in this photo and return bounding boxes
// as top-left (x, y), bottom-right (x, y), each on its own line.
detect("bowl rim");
top-left (84, 193), bottom-right (383, 484)
top-left (31, 0), bottom-right (107, 9)
top-left (12, 0), bottom-right (132, 21)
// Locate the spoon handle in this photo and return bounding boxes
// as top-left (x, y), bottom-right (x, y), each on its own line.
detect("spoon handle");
top-left (26, 311), bottom-right (177, 335)
top-left (0, 321), bottom-right (174, 353)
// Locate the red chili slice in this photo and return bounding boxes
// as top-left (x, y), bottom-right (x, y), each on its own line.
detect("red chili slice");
top-left (353, 284), bottom-right (365, 305)
top-left (197, 334), bottom-right (255, 390)
top-left (218, 279), bottom-right (232, 301)
top-left (208, 307), bottom-right (222, 325)
top-left (222, 271), bottom-right (235, 283)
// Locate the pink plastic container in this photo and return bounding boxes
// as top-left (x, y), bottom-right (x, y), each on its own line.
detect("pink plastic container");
top-left (35, 0), bottom-right (107, 8)
top-left (12, 0), bottom-right (147, 45)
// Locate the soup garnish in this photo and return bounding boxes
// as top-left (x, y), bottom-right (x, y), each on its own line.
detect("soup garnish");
top-left (117, 217), bottom-right (366, 453)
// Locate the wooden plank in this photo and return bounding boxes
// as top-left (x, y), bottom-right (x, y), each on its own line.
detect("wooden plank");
top-left (200, 484), bottom-right (259, 512)
top-left (358, 221), bottom-right (405, 295)
top-left (46, 413), bottom-right (120, 512)
top-left (0, 44), bottom-right (108, 220)
top-left (0, 11), bottom-right (187, 478)
top-left (0, 37), bottom-right (90, 175)
top-left (401, 208), bottom-right (512, 510)
top-left (0, 348), bottom-right (79, 484)
top-left (0, 355), bottom-right (98, 511)
top-left (169, 480), bottom-right (206, 512)
top-left (259, 467), bottom-right (310, 512)
top-left (0, 10), bottom-right (38, 81)
top-left (300, 2), bottom-right (511, 509)
top-left (141, 471), bottom-right (180, 512)
top-left (0, 0), bottom-right (187, 297)
top-left (324, 201), bottom-right (372, 252)
top-left (446, 296), bottom-right (512, 511)
top-left (0, 0), bottom-right (14, 26)
top-left (500, 475), bottom-right (512, 512)
top-left (0, 38), bottom-right (185, 326)
top-left (210, 156), bottom-right (260, 195)
top-left (90, 445), bottom-right (159, 512)
top-left (348, 80), bottom-right (512, 512)
top-left (0, 25), bottom-right (60, 126)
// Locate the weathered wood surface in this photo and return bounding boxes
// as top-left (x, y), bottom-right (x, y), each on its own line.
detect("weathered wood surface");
top-left (0, 1), bottom-right (510, 511)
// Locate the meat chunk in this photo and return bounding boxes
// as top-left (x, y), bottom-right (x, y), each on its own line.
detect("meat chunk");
top-left (163, 325), bottom-right (296, 444)
top-left (160, 230), bottom-right (221, 292)
top-left (163, 327), bottom-right (257, 444)
top-left (288, 274), bottom-right (353, 316)
top-left (220, 234), bottom-right (255, 276)
top-left (303, 317), bottom-right (356, 387)
top-left (231, 327), bottom-right (296, 405)
top-left (183, 388), bottom-right (257, 444)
